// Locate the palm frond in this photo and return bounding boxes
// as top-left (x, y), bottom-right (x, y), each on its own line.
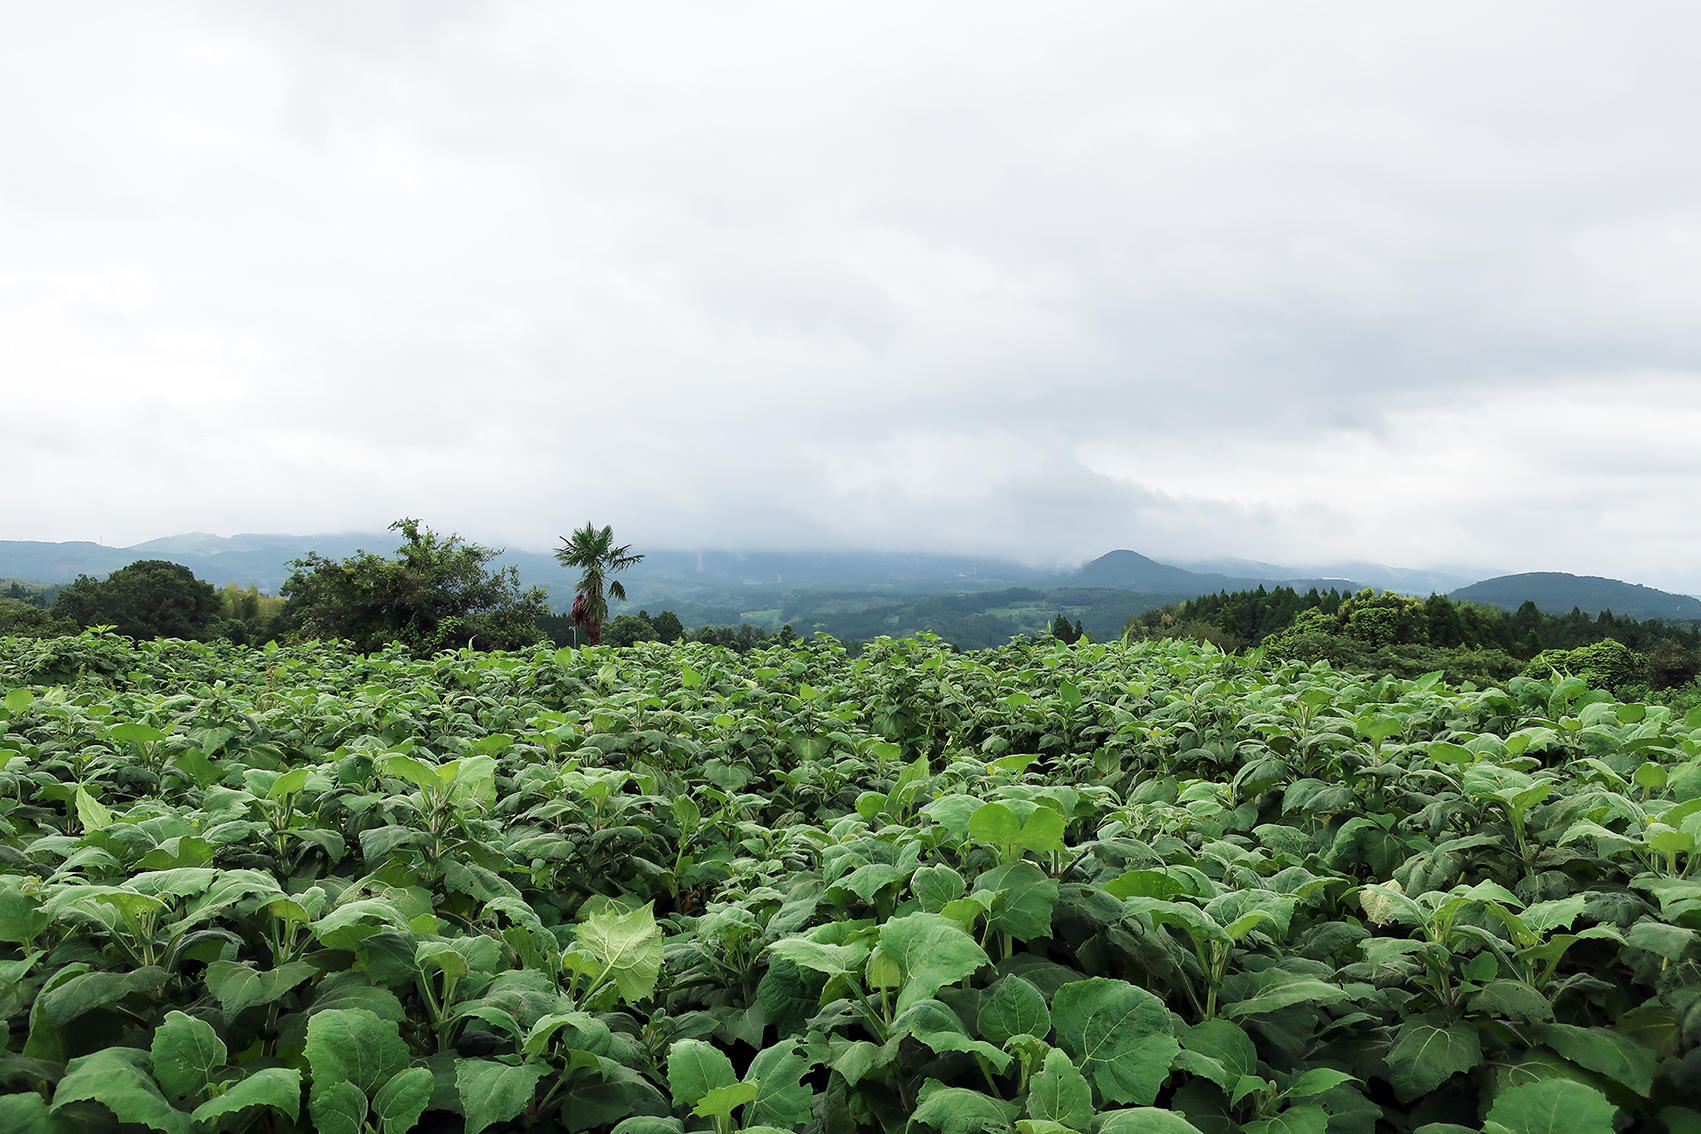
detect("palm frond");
top-left (554, 522), bottom-right (642, 599)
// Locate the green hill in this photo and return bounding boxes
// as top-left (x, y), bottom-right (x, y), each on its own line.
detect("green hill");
top-left (1450, 572), bottom-right (1701, 621)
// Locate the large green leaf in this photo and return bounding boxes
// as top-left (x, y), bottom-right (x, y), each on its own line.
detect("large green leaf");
top-left (976, 862), bottom-right (1060, 942)
top-left (305, 1008), bottom-right (411, 1100)
top-left (913, 864), bottom-right (967, 912)
top-left (0, 1091), bottom-right (75, 1134)
top-left (110, 722), bottom-right (168, 746)
top-left (911, 1083), bottom-right (1019, 1134)
top-left (574, 902), bottom-right (664, 1003)
top-left (1027, 1048), bottom-right (1091, 1128)
top-left (189, 1068), bottom-right (302, 1126)
top-left (876, 912), bottom-right (990, 1013)
top-left (372, 1066), bottom-right (433, 1134)
top-left (378, 752), bottom-right (444, 792)
top-left (694, 1082), bottom-right (758, 1122)
top-left (970, 802), bottom-right (1067, 858)
top-left (745, 1041), bottom-right (814, 1129)
top-left (666, 1039), bottom-right (737, 1107)
top-left (1174, 1018), bottom-right (1257, 1091)
top-left (51, 1047), bottom-right (188, 1134)
top-left (34, 966), bottom-right (168, 1033)
top-left (1283, 1068), bottom-right (1356, 1099)
top-left (608, 1120), bottom-right (684, 1134)
top-left (1220, 969), bottom-right (1350, 1018)
top-left (893, 1000), bottom-right (1014, 1073)
top-left (1105, 870), bottom-right (1186, 901)
top-left (1468, 980), bottom-right (1553, 1022)
top-left (445, 754), bottom-right (497, 808)
top-left (827, 1039), bottom-right (893, 1088)
top-left (312, 898), bottom-right (414, 950)
top-left (978, 976), bottom-right (1051, 1046)
top-left (1385, 1019), bottom-right (1482, 1102)
top-left (0, 890), bottom-right (49, 945)
top-left (1531, 1024), bottom-right (1654, 1095)
top-left (1244, 1105), bottom-right (1329, 1134)
top-left (831, 862), bottom-right (910, 904)
top-left (149, 1011), bottom-right (226, 1101)
top-left (767, 936), bottom-right (867, 979)
top-left (308, 1080), bottom-right (368, 1134)
top-left (1051, 977), bottom-right (1178, 1105)
top-left (1096, 1109), bottom-right (1207, 1134)
top-left (204, 960), bottom-right (320, 1021)
top-left (1483, 1080), bottom-right (1616, 1134)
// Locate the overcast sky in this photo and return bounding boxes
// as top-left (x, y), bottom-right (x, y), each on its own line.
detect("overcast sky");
top-left (7, 3), bottom-right (1701, 591)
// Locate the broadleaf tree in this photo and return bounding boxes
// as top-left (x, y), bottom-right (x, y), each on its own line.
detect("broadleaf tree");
top-left (281, 519), bottom-right (548, 655)
top-left (52, 559), bottom-right (220, 641)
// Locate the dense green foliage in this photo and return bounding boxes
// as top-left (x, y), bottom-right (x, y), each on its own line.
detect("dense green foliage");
top-left (768, 587), bottom-right (1177, 649)
top-left (51, 560), bottom-right (221, 641)
top-left (2, 632), bottom-right (1700, 1131)
top-left (0, 600), bottom-right (76, 639)
top-left (281, 520), bottom-right (549, 656)
top-left (2, 580), bottom-right (64, 609)
top-left (212, 585), bottom-right (287, 646)
top-left (1051, 616), bottom-right (1086, 644)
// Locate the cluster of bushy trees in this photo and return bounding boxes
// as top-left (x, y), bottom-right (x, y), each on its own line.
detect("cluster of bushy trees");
top-left (280, 519), bottom-right (549, 654)
top-left (553, 608), bottom-right (803, 653)
top-left (45, 560), bottom-right (222, 640)
top-left (1050, 614), bottom-right (1086, 643)
top-left (9, 520), bottom-right (812, 659)
top-left (2, 522), bottom-right (550, 654)
top-left (14, 528), bottom-right (1699, 703)
top-left (1128, 585), bottom-right (1701, 703)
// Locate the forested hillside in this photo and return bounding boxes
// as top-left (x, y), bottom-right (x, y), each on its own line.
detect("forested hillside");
top-left (1451, 572), bottom-right (1701, 620)
top-left (1129, 585), bottom-right (1701, 706)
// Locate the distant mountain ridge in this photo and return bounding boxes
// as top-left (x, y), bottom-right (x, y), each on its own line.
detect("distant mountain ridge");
top-left (0, 534), bottom-right (1055, 601)
top-left (4, 535), bottom-right (1697, 622)
top-left (1061, 550), bottom-right (1363, 595)
top-left (1172, 556), bottom-right (1478, 597)
top-left (1449, 572), bottom-right (1701, 621)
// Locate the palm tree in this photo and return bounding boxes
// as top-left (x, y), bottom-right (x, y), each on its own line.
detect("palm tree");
top-left (554, 523), bottom-right (644, 646)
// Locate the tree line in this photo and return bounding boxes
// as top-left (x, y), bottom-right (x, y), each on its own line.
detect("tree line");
top-left (0, 520), bottom-right (793, 657)
top-left (10, 522), bottom-right (1700, 708)
top-left (1125, 584), bottom-right (1701, 705)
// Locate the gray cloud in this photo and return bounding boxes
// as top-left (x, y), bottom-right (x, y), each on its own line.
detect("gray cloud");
top-left (5, 3), bottom-right (1701, 593)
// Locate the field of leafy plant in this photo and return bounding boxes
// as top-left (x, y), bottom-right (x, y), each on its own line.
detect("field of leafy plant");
top-left (0, 630), bottom-right (1698, 1133)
